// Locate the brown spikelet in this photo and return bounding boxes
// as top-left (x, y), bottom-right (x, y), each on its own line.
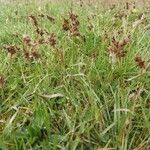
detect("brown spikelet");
top-left (87, 23), bottom-right (93, 31)
top-left (62, 12), bottom-right (80, 37)
top-left (133, 13), bottom-right (146, 28)
top-left (47, 33), bottom-right (57, 47)
top-left (89, 52), bottom-right (97, 60)
top-left (108, 35), bottom-right (130, 62)
top-left (129, 86), bottom-right (143, 100)
top-left (36, 27), bottom-right (45, 37)
top-left (46, 15), bottom-right (55, 23)
top-left (69, 12), bottom-right (80, 36)
top-left (38, 13), bottom-right (45, 18)
top-left (135, 56), bottom-right (145, 69)
top-left (31, 51), bottom-right (41, 59)
top-left (69, 12), bottom-right (78, 21)
top-left (145, 103), bottom-right (150, 109)
top-left (24, 51), bottom-right (30, 60)
top-left (0, 76), bottom-right (5, 88)
top-left (126, 2), bottom-right (129, 10)
top-left (62, 18), bottom-right (70, 31)
top-left (29, 15), bottom-right (38, 27)
top-left (24, 50), bottom-right (40, 61)
top-left (79, 0), bottom-right (83, 7)
top-left (23, 35), bottom-right (32, 46)
top-left (4, 45), bottom-right (18, 57)
top-left (38, 38), bottom-right (45, 45)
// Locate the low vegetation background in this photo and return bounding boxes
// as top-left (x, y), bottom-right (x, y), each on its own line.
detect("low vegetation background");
top-left (0, 0), bottom-right (149, 149)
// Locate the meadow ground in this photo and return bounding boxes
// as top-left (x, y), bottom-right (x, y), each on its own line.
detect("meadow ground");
top-left (0, 0), bottom-right (150, 149)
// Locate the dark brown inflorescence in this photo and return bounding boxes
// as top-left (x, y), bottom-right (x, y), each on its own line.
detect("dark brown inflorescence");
top-left (4, 45), bottom-right (19, 57)
top-left (0, 76), bottom-right (5, 88)
top-left (69, 12), bottom-right (80, 36)
top-left (108, 35), bottom-right (130, 60)
top-left (46, 33), bottom-right (57, 47)
top-left (62, 12), bottom-right (80, 37)
top-left (22, 35), bottom-right (41, 61)
top-left (135, 56), bottom-right (146, 69)
top-left (62, 18), bottom-right (70, 31)
top-left (46, 15), bottom-right (55, 23)
top-left (29, 15), bottom-right (38, 27)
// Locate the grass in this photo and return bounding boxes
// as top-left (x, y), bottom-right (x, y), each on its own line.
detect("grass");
top-left (0, 1), bottom-right (150, 149)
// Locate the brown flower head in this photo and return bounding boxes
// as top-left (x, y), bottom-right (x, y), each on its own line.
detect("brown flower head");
top-left (31, 51), bottom-right (41, 59)
top-left (135, 56), bottom-right (145, 69)
top-left (29, 15), bottom-right (38, 27)
top-left (0, 76), bottom-right (5, 88)
top-left (46, 15), bottom-right (55, 23)
top-left (69, 12), bottom-right (80, 36)
top-left (4, 45), bottom-right (18, 56)
top-left (62, 18), bottom-right (70, 31)
top-left (47, 33), bottom-right (57, 47)
top-left (23, 35), bottom-right (32, 46)
top-left (108, 35), bottom-right (130, 60)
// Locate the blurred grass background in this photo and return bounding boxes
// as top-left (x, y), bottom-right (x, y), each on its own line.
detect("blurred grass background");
top-left (0, 0), bottom-right (150, 6)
